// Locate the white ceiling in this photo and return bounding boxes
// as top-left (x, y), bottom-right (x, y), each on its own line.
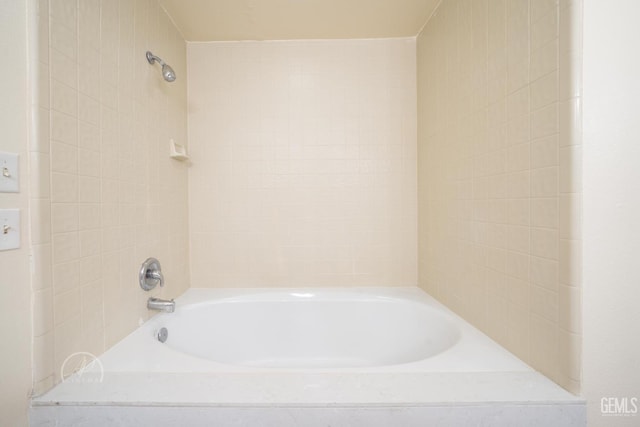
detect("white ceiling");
top-left (159, 0), bottom-right (440, 41)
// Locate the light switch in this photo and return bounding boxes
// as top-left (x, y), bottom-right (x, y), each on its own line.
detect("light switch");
top-left (0, 152), bottom-right (19, 193)
top-left (0, 209), bottom-right (20, 251)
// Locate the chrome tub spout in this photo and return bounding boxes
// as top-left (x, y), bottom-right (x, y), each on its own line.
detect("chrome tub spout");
top-left (147, 297), bottom-right (175, 313)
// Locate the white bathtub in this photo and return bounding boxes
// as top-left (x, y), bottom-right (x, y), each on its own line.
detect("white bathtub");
top-left (99, 287), bottom-right (529, 373)
top-left (32, 287), bottom-right (585, 427)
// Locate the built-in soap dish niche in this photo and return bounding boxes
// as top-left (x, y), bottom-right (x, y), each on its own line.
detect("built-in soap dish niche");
top-left (169, 139), bottom-right (190, 161)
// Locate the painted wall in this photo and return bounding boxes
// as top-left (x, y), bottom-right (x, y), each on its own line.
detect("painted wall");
top-left (582, 0), bottom-right (640, 425)
top-left (31, 0), bottom-right (190, 394)
top-left (188, 39), bottom-right (417, 287)
top-left (0, 0), bottom-right (32, 425)
top-left (416, 0), bottom-right (582, 392)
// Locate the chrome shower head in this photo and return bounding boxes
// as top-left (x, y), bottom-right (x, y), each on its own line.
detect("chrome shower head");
top-left (162, 63), bottom-right (176, 82)
top-left (146, 51), bottom-right (176, 82)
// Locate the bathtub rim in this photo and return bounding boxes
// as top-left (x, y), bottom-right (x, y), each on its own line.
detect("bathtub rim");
top-left (33, 287), bottom-right (583, 412)
top-left (89, 286), bottom-right (535, 375)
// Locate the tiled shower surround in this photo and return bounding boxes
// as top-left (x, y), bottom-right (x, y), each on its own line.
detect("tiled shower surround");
top-left (417, 0), bottom-right (582, 392)
top-left (188, 39), bottom-right (418, 287)
top-left (31, 0), bottom-right (189, 393)
top-left (28, 0), bottom-right (583, 398)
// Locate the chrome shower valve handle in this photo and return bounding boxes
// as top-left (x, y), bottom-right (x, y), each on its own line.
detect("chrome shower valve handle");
top-left (139, 257), bottom-right (164, 291)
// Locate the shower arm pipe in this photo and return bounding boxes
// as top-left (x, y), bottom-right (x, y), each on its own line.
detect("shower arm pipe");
top-left (146, 51), bottom-right (166, 66)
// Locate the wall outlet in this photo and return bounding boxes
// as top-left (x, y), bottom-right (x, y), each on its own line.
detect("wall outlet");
top-left (0, 209), bottom-right (20, 251)
top-left (0, 152), bottom-right (19, 193)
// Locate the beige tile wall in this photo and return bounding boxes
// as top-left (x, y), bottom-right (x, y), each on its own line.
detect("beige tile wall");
top-left (188, 39), bottom-right (418, 287)
top-left (32, 0), bottom-right (190, 394)
top-left (417, 0), bottom-right (582, 392)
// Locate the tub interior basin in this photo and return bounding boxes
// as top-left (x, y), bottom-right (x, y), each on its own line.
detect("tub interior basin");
top-left (157, 294), bottom-right (461, 368)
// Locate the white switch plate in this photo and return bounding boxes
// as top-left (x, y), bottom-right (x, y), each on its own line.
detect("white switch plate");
top-left (0, 209), bottom-right (20, 251)
top-left (0, 152), bottom-right (19, 193)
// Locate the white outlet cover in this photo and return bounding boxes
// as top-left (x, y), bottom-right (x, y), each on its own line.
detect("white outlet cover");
top-left (0, 151), bottom-right (19, 193)
top-left (0, 209), bottom-right (20, 251)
